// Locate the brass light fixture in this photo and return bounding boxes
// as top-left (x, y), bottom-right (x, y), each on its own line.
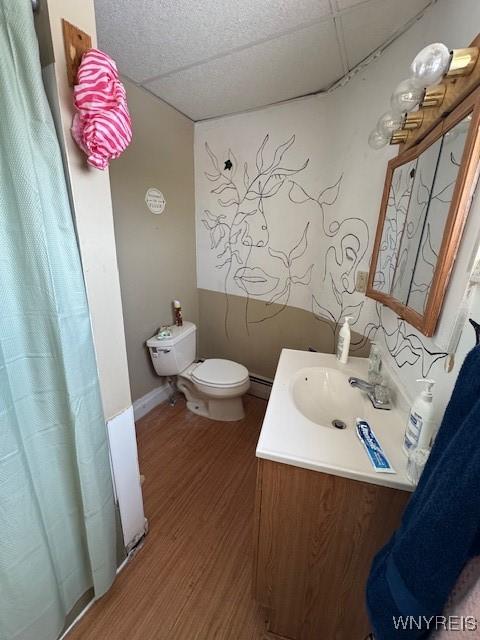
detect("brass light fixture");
top-left (447, 47), bottom-right (479, 77)
top-left (390, 130), bottom-right (409, 145)
top-left (422, 84), bottom-right (447, 108)
top-left (368, 38), bottom-right (480, 151)
top-left (403, 112), bottom-right (424, 130)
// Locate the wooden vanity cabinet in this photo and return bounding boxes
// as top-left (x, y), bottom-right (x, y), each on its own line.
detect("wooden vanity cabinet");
top-left (253, 459), bottom-right (410, 640)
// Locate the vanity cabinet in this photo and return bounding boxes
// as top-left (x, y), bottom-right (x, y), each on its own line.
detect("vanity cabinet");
top-left (253, 459), bottom-right (410, 640)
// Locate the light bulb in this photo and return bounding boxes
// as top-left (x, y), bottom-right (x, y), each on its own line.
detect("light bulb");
top-left (377, 111), bottom-right (404, 137)
top-left (368, 129), bottom-right (389, 150)
top-left (391, 79), bottom-right (425, 113)
top-left (411, 43), bottom-right (451, 88)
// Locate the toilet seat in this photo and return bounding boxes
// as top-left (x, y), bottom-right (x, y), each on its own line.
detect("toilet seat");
top-left (191, 358), bottom-right (249, 389)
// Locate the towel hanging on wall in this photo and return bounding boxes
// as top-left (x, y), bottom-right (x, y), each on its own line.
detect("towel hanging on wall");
top-left (71, 48), bottom-right (132, 169)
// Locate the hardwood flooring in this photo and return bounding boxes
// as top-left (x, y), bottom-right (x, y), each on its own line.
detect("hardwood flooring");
top-left (68, 395), bottom-right (269, 640)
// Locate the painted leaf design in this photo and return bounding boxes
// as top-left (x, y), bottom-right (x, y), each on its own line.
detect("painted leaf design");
top-left (318, 176), bottom-right (342, 206)
top-left (211, 225), bottom-right (226, 249)
top-left (228, 148), bottom-right (237, 177)
top-left (230, 228), bottom-right (242, 245)
top-left (267, 280), bottom-right (291, 305)
top-left (262, 178), bottom-right (284, 198)
top-left (291, 264), bottom-right (313, 285)
top-left (256, 134), bottom-right (269, 173)
top-left (216, 257), bottom-right (231, 269)
top-left (201, 219), bottom-right (214, 231)
top-left (234, 267), bottom-right (279, 297)
top-left (205, 171), bottom-right (220, 182)
top-left (205, 142), bottom-right (219, 171)
top-left (268, 247), bottom-right (289, 269)
top-left (289, 222), bottom-right (309, 262)
top-left (331, 276), bottom-right (343, 307)
top-left (272, 159), bottom-right (309, 177)
top-left (211, 182), bottom-right (236, 195)
top-left (218, 197), bottom-right (239, 207)
top-left (287, 181), bottom-right (311, 204)
top-left (342, 301), bottom-right (364, 325)
top-left (203, 209), bottom-right (226, 224)
top-left (312, 295), bottom-right (336, 323)
top-left (270, 135), bottom-right (295, 172)
top-left (243, 162), bottom-right (250, 191)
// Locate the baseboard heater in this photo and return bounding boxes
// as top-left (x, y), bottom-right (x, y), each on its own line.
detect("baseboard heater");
top-left (248, 373), bottom-right (273, 400)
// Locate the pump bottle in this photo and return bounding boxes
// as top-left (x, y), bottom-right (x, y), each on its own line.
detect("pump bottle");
top-left (403, 379), bottom-right (436, 454)
top-left (337, 316), bottom-right (352, 364)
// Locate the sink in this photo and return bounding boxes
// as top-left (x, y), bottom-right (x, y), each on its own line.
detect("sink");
top-left (256, 349), bottom-right (412, 492)
top-left (290, 366), bottom-right (367, 429)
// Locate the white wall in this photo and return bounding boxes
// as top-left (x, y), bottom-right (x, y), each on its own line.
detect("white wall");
top-left (40, 0), bottom-right (132, 420)
top-left (38, 0), bottom-right (145, 549)
top-left (195, 0), bottom-right (480, 422)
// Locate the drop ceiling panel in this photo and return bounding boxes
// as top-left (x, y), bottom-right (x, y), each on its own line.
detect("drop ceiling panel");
top-left (336, 0), bottom-right (372, 9)
top-left (94, 0), bottom-right (333, 82)
top-left (144, 20), bottom-right (343, 120)
top-left (340, 0), bottom-right (432, 68)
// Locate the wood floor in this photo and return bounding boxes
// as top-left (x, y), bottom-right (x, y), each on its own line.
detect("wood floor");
top-left (68, 395), bottom-right (269, 640)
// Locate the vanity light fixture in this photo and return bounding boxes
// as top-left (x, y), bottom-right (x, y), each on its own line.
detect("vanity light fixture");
top-left (369, 38), bottom-right (479, 151)
top-left (447, 47), bottom-right (479, 77)
top-left (377, 111), bottom-right (405, 137)
top-left (403, 112), bottom-right (424, 130)
top-left (391, 78), bottom-right (425, 113)
top-left (411, 43), bottom-right (451, 87)
top-left (368, 129), bottom-right (389, 149)
top-left (421, 84), bottom-right (447, 108)
top-left (390, 130), bottom-right (409, 145)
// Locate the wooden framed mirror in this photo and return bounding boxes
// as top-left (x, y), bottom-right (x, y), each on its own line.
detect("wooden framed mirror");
top-left (367, 86), bottom-right (480, 336)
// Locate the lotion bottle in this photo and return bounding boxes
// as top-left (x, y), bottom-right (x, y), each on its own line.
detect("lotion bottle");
top-left (403, 379), bottom-right (436, 454)
top-left (337, 316), bottom-right (352, 364)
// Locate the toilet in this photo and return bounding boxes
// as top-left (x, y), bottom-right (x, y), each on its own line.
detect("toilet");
top-left (147, 321), bottom-right (250, 421)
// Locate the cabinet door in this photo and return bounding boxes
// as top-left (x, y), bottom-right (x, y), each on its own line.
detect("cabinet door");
top-left (253, 459), bottom-right (409, 640)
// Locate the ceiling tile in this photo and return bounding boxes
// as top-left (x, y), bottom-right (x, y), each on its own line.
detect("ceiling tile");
top-left (335, 0), bottom-right (371, 9)
top-left (143, 20), bottom-right (343, 120)
top-left (340, 0), bottom-right (432, 69)
top-left (94, 0), bottom-right (333, 83)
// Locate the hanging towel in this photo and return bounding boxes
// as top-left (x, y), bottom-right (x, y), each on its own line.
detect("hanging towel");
top-left (366, 344), bottom-right (480, 639)
top-left (71, 48), bottom-right (132, 169)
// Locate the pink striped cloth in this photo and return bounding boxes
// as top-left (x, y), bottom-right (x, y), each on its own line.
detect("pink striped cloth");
top-left (71, 49), bottom-right (132, 170)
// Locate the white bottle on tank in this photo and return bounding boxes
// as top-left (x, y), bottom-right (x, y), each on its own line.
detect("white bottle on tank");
top-left (337, 316), bottom-right (352, 364)
top-left (403, 379), bottom-right (436, 454)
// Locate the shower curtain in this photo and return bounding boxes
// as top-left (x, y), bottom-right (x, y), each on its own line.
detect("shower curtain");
top-left (0, 2), bottom-right (117, 639)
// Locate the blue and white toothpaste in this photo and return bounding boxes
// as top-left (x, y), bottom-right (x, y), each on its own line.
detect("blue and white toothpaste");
top-left (356, 418), bottom-right (395, 473)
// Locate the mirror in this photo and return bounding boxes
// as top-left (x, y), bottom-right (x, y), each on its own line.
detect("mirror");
top-left (367, 90), bottom-right (480, 336)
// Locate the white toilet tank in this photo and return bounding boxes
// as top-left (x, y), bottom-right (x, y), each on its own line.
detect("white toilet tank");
top-left (147, 321), bottom-right (196, 376)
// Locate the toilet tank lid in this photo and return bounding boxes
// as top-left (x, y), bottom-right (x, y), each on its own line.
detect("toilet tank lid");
top-left (146, 321), bottom-right (196, 347)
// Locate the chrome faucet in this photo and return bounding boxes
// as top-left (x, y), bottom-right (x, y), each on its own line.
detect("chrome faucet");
top-left (348, 377), bottom-right (391, 410)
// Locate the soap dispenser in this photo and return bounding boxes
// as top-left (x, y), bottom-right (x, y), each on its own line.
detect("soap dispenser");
top-left (403, 379), bottom-right (436, 454)
top-left (337, 316), bottom-right (352, 364)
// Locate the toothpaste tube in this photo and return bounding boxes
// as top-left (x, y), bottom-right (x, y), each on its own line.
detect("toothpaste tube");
top-left (356, 418), bottom-right (395, 473)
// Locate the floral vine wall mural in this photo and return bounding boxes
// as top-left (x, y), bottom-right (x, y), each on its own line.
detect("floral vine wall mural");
top-left (198, 132), bottom-right (448, 377)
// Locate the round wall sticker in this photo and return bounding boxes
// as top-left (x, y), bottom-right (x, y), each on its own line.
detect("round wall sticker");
top-left (145, 187), bottom-right (166, 214)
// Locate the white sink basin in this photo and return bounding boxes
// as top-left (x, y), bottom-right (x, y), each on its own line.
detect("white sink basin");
top-left (256, 349), bottom-right (414, 492)
top-left (291, 366), bottom-right (367, 429)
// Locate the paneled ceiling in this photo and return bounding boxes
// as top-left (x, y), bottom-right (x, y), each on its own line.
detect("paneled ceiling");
top-left (94, 0), bottom-right (435, 121)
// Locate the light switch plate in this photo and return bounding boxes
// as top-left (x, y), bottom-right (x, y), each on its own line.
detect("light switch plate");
top-left (356, 271), bottom-right (368, 293)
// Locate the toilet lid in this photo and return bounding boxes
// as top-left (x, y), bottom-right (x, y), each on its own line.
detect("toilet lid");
top-left (192, 359), bottom-right (249, 388)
